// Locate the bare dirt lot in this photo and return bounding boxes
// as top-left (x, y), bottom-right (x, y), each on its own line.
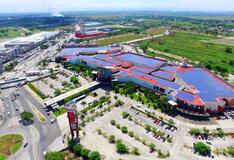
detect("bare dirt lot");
top-left (203, 37), bottom-right (234, 46)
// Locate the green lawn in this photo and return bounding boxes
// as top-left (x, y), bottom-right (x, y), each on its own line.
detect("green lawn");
top-left (0, 153), bottom-right (7, 160)
top-left (0, 134), bottom-right (23, 158)
top-left (54, 107), bottom-right (67, 117)
top-left (0, 27), bottom-right (32, 40)
top-left (96, 34), bottom-right (145, 45)
top-left (10, 143), bottom-right (21, 154)
top-left (138, 31), bottom-right (234, 74)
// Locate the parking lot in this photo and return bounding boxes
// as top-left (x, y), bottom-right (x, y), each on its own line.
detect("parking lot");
top-left (81, 104), bottom-right (176, 160)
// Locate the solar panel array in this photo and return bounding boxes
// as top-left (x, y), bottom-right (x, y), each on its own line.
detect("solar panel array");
top-left (177, 68), bottom-right (234, 102)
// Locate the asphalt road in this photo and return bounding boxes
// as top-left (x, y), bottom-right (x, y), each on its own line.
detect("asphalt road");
top-left (0, 35), bottom-right (68, 160)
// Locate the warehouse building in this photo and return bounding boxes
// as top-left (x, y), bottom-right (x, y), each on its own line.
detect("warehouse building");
top-left (0, 31), bottom-right (60, 64)
top-left (57, 48), bottom-right (234, 116)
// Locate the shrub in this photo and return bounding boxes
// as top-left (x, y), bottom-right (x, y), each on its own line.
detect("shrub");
top-left (88, 151), bottom-right (102, 160)
top-left (110, 120), bottom-right (116, 126)
top-left (121, 126), bottom-right (128, 134)
top-left (131, 147), bottom-right (140, 155)
top-left (128, 115), bottom-right (133, 121)
top-left (189, 128), bottom-right (201, 136)
top-left (116, 143), bottom-right (129, 154)
top-left (225, 47), bottom-right (232, 54)
top-left (108, 135), bottom-right (115, 144)
top-left (70, 76), bottom-right (79, 84)
top-left (227, 146), bottom-right (234, 157)
top-left (121, 112), bottom-right (129, 119)
top-left (128, 131), bottom-right (134, 137)
top-left (194, 142), bottom-right (211, 156)
top-left (68, 139), bottom-right (76, 150)
top-left (144, 124), bottom-right (151, 132)
top-left (73, 144), bottom-right (83, 156)
top-left (149, 143), bottom-right (156, 152)
top-left (45, 152), bottom-right (65, 160)
top-left (81, 148), bottom-right (90, 159)
top-left (54, 88), bottom-right (61, 96)
top-left (116, 124), bottom-right (121, 129)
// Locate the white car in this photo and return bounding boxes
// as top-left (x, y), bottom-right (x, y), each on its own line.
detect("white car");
top-left (51, 118), bottom-right (55, 124)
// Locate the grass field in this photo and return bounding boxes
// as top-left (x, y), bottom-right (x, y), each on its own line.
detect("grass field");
top-left (138, 31), bottom-right (234, 74)
top-left (0, 27), bottom-right (34, 40)
top-left (0, 134), bottom-right (23, 159)
top-left (96, 34), bottom-right (145, 45)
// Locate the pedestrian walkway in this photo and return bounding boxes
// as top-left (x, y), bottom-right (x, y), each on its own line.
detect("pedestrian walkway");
top-left (45, 81), bottom-right (100, 107)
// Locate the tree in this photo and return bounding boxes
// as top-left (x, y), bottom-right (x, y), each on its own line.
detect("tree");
top-left (50, 73), bottom-right (57, 79)
top-left (73, 144), bottom-right (83, 156)
top-left (194, 142), bottom-right (211, 156)
top-left (217, 129), bottom-right (225, 138)
top-left (225, 47), bottom-right (232, 54)
top-left (88, 151), bottom-right (102, 160)
top-left (190, 128), bottom-right (201, 136)
top-left (144, 124), bottom-right (151, 132)
top-left (116, 143), bottom-right (129, 154)
top-left (114, 95), bottom-right (118, 100)
top-left (227, 146), bottom-right (234, 157)
top-left (20, 111), bottom-right (33, 122)
top-left (81, 101), bottom-right (87, 106)
top-left (54, 89), bottom-right (61, 96)
top-left (70, 76), bottom-right (79, 84)
top-left (45, 152), bottom-right (65, 160)
top-left (149, 143), bottom-right (156, 152)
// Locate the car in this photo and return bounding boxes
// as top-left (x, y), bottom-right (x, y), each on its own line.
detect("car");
top-left (15, 108), bottom-right (19, 111)
top-left (206, 141), bottom-right (212, 145)
top-left (44, 107), bottom-right (49, 112)
top-left (23, 143), bottom-right (28, 148)
top-left (51, 118), bottom-right (55, 124)
top-left (43, 151), bottom-right (47, 155)
top-left (7, 112), bottom-right (10, 116)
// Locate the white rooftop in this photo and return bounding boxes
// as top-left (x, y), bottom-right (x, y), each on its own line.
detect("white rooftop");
top-left (0, 31), bottom-right (59, 46)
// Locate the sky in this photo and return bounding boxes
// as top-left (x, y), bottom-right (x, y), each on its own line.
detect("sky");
top-left (0, 0), bottom-right (234, 13)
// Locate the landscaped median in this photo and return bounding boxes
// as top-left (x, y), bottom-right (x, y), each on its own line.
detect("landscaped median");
top-left (27, 82), bottom-right (48, 99)
top-left (0, 134), bottom-right (24, 160)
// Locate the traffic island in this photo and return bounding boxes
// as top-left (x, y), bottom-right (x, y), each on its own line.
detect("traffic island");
top-left (0, 134), bottom-right (24, 160)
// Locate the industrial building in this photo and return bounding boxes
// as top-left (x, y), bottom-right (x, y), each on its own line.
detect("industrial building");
top-left (0, 31), bottom-right (60, 64)
top-left (74, 28), bottom-right (119, 39)
top-left (56, 47), bottom-right (234, 116)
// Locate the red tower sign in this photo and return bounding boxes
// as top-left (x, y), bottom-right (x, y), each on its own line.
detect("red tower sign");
top-left (65, 101), bottom-right (79, 142)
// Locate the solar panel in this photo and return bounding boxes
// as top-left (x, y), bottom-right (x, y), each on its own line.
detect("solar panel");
top-left (177, 68), bottom-right (234, 102)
